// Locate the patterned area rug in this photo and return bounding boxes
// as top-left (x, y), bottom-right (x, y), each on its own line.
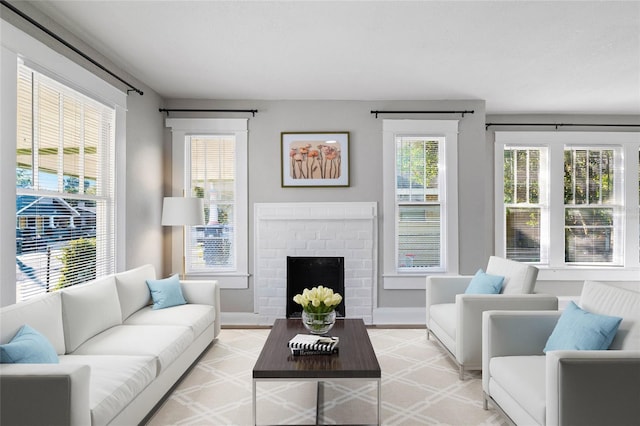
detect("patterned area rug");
top-left (146, 328), bottom-right (508, 425)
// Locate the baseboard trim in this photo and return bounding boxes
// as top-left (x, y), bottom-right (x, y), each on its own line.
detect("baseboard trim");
top-left (220, 308), bottom-right (426, 327)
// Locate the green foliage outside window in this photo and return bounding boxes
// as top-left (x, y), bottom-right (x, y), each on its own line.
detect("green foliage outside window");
top-left (56, 237), bottom-right (96, 290)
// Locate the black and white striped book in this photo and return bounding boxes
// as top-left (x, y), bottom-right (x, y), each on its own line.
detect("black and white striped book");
top-left (290, 347), bottom-right (340, 356)
top-left (287, 334), bottom-right (339, 352)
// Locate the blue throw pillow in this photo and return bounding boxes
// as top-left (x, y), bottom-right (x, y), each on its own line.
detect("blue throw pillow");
top-left (544, 301), bottom-right (622, 353)
top-left (465, 269), bottom-right (505, 294)
top-left (146, 274), bottom-right (186, 309)
top-left (0, 324), bottom-right (59, 364)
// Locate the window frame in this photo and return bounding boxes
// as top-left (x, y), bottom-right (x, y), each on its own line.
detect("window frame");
top-left (501, 145), bottom-right (550, 264)
top-left (382, 119), bottom-right (459, 289)
top-left (1, 21), bottom-right (126, 306)
top-left (495, 131), bottom-right (640, 281)
top-left (166, 118), bottom-right (249, 289)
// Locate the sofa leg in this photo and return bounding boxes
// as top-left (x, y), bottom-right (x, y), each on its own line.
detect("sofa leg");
top-left (483, 395), bottom-right (488, 410)
top-left (426, 329), bottom-right (430, 340)
top-left (458, 365), bottom-right (464, 380)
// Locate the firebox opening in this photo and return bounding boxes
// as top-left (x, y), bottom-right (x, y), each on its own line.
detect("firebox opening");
top-left (286, 256), bottom-right (345, 318)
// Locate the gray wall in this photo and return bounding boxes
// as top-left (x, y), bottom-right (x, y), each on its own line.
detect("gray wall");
top-left (124, 92), bottom-right (166, 273)
top-left (163, 99), bottom-right (489, 312)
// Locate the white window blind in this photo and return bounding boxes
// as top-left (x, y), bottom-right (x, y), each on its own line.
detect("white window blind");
top-left (395, 136), bottom-right (444, 270)
top-left (15, 63), bottom-right (115, 302)
top-left (187, 135), bottom-right (237, 272)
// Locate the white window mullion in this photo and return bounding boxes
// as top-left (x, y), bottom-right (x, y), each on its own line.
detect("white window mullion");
top-left (79, 106), bottom-right (85, 194)
top-left (548, 142), bottom-right (565, 268)
top-left (539, 147), bottom-right (550, 264)
top-left (32, 75), bottom-right (40, 190)
top-left (624, 143), bottom-right (640, 269)
top-left (57, 91), bottom-right (64, 193)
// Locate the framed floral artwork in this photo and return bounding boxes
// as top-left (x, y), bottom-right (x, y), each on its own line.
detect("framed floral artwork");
top-left (281, 132), bottom-right (350, 187)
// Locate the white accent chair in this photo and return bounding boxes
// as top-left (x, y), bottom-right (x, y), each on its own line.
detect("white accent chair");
top-left (426, 256), bottom-right (558, 379)
top-left (482, 281), bottom-right (640, 426)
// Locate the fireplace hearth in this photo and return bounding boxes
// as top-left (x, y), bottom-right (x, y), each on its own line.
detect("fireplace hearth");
top-left (286, 256), bottom-right (345, 318)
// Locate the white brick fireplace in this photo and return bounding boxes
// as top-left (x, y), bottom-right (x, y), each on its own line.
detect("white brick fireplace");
top-left (254, 202), bottom-right (377, 325)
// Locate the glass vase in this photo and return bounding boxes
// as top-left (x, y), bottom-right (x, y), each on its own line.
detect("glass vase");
top-left (302, 310), bottom-right (336, 335)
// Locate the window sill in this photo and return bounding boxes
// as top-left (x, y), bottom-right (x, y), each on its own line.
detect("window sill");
top-left (537, 267), bottom-right (640, 282)
top-left (184, 272), bottom-right (249, 289)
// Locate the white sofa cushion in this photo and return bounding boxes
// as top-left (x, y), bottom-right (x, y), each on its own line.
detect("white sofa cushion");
top-left (489, 355), bottom-right (546, 425)
top-left (486, 256), bottom-right (538, 295)
top-left (60, 354), bottom-right (156, 426)
top-left (0, 292), bottom-right (65, 355)
top-left (71, 325), bottom-right (193, 373)
top-left (114, 264), bottom-right (155, 321)
top-left (124, 304), bottom-right (215, 338)
top-left (61, 276), bottom-right (122, 353)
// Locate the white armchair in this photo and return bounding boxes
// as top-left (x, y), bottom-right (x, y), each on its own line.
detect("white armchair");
top-left (482, 281), bottom-right (640, 426)
top-left (426, 256), bottom-right (558, 379)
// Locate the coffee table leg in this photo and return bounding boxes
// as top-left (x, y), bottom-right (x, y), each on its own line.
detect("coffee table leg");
top-left (316, 381), bottom-right (324, 425)
top-left (252, 379), bottom-right (257, 425)
top-left (377, 378), bottom-right (381, 425)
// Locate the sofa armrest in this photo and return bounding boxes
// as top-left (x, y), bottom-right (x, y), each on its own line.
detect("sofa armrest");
top-left (427, 276), bottom-right (473, 304)
top-left (482, 310), bottom-right (561, 392)
top-left (456, 294), bottom-right (558, 367)
top-left (545, 350), bottom-right (640, 426)
top-left (180, 279), bottom-right (221, 337)
top-left (0, 363), bottom-right (91, 426)
top-left (426, 276), bottom-right (473, 325)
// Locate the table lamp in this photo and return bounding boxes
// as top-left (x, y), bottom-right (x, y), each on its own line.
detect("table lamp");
top-left (162, 197), bottom-right (204, 279)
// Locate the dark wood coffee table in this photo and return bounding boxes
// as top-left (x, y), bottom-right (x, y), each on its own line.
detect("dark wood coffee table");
top-left (252, 318), bottom-right (381, 425)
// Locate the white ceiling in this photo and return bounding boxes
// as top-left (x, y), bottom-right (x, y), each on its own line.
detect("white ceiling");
top-left (27, 1), bottom-right (640, 114)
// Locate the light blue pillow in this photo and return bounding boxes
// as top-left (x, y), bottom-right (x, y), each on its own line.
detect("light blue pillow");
top-left (146, 274), bottom-right (186, 309)
top-left (544, 301), bottom-right (622, 353)
top-left (465, 269), bottom-right (505, 294)
top-left (0, 324), bottom-right (59, 364)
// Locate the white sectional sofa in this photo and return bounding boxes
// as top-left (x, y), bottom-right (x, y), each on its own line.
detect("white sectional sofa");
top-left (0, 264), bottom-right (220, 426)
top-left (482, 280), bottom-right (640, 426)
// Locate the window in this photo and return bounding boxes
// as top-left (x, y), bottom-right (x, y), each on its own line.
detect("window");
top-left (496, 132), bottom-right (640, 279)
top-left (187, 135), bottom-right (236, 272)
top-left (383, 120), bottom-right (459, 289)
top-left (15, 63), bottom-right (116, 301)
top-left (502, 146), bottom-right (548, 263)
top-left (396, 137), bottom-right (443, 269)
top-left (563, 147), bottom-right (621, 264)
top-left (166, 118), bottom-right (248, 288)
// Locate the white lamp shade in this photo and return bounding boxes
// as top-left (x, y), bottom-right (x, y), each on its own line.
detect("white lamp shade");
top-left (161, 197), bottom-right (204, 226)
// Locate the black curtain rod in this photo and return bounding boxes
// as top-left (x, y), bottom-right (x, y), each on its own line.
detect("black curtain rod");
top-left (371, 110), bottom-right (474, 118)
top-left (1, 0), bottom-right (143, 96)
top-left (159, 108), bottom-right (258, 117)
top-left (486, 122), bottom-right (640, 130)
